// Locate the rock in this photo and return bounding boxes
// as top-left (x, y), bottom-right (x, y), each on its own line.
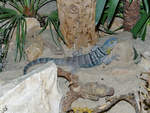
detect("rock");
top-left (25, 26), bottom-right (44, 61)
top-left (26, 18), bottom-right (41, 32)
top-left (25, 41), bottom-right (44, 61)
top-left (110, 17), bottom-right (123, 33)
top-left (0, 62), bottom-right (63, 113)
top-left (38, 1), bottom-right (57, 15)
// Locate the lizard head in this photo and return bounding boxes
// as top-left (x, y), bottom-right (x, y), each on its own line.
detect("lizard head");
top-left (102, 37), bottom-right (117, 54)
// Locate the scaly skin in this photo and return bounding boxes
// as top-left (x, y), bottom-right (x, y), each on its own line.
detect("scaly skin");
top-left (23, 37), bottom-right (117, 74)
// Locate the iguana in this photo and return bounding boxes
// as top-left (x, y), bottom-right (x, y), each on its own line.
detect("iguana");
top-left (23, 37), bottom-right (118, 74)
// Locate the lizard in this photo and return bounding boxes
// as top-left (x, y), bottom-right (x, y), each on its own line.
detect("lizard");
top-left (23, 37), bottom-right (118, 75)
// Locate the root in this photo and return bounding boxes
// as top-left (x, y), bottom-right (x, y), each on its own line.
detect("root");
top-left (57, 67), bottom-right (140, 113)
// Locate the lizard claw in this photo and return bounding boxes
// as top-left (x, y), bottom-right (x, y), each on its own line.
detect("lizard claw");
top-left (112, 54), bottom-right (120, 61)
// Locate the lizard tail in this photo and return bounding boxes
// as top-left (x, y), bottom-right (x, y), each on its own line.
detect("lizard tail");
top-left (23, 58), bottom-right (53, 75)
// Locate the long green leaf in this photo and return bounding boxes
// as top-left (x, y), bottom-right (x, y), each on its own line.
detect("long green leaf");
top-left (129, 0), bottom-right (133, 4)
top-left (95, 0), bottom-right (107, 25)
top-left (34, 0), bottom-right (40, 12)
top-left (23, 0), bottom-right (27, 7)
top-left (9, 0), bottom-right (23, 14)
top-left (31, 0), bottom-right (35, 11)
top-left (0, 20), bottom-right (12, 29)
top-left (131, 11), bottom-right (150, 38)
top-left (20, 19), bottom-right (26, 59)
top-left (0, 14), bottom-right (13, 19)
top-left (0, 6), bottom-right (18, 15)
top-left (15, 22), bottom-right (19, 61)
top-left (26, 0), bottom-right (30, 8)
top-left (19, 0), bottom-right (25, 8)
top-left (140, 23), bottom-right (147, 41)
top-left (106, 0), bottom-right (119, 26)
top-left (48, 10), bottom-right (65, 43)
top-left (50, 19), bottom-right (65, 44)
top-left (143, 0), bottom-right (149, 13)
top-left (48, 21), bottom-right (60, 47)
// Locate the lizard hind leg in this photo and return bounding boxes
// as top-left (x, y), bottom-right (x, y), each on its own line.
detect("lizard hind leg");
top-left (69, 63), bottom-right (80, 74)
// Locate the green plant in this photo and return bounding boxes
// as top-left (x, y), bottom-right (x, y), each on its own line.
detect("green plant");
top-left (0, 0), bottom-right (56, 61)
top-left (40, 10), bottom-right (66, 48)
top-left (0, 0), bottom-right (123, 63)
top-left (0, 6), bottom-right (26, 61)
top-left (95, 0), bottom-right (122, 34)
top-left (131, 0), bottom-right (150, 40)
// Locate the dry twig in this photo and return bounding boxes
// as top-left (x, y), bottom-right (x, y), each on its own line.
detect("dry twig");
top-left (57, 67), bottom-right (114, 112)
top-left (93, 93), bottom-right (140, 113)
top-left (140, 72), bottom-right (150, 113)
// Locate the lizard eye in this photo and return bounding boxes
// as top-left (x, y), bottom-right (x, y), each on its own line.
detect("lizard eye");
top-left (110, 41), bottom-right (114, 44)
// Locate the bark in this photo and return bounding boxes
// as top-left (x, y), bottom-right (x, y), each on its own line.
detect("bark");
top-left (123, 0), bottom-right (140, 31)
top-left (57, 0), bottom-right (99, 49)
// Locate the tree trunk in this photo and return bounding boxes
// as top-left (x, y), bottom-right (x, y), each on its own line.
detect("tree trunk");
top-left (57, 0), bottom-right (99, 49)
top-left (123, 0), bottom-right (140, 31)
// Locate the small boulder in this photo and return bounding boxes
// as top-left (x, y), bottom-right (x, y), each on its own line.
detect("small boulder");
top-left (0, 62), bottom-right (63, 113)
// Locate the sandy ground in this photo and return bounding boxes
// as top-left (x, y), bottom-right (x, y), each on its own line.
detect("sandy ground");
top-left (1, 31), bottom-right (149, 113)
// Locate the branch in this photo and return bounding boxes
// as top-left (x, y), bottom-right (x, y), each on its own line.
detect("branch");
top-left (93, 93), bottom-right (140, 113)
top-left (57, 68), bottom-right (141, 113)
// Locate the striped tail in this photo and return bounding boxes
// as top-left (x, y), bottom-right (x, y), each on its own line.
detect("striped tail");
top-left (23, 58), bottom-right (53, 75)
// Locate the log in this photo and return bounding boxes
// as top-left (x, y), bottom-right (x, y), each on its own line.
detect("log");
top-left (57, 0), bottom-right (99, 49)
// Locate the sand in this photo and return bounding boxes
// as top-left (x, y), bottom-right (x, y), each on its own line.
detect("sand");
top-left (1, 31), bottom-right (150, 113)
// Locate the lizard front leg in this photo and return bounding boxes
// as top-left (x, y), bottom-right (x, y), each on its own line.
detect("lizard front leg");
top-left (102, 55), bottom-right (120, 65)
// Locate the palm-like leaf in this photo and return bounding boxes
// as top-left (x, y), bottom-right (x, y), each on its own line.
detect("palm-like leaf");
top-left (131, 0), bottom-right (150, 40)
top-left (131, 11), bottom-right (150, 40)
top-left (40, 10), bottom-right (65, 48)
top-left (95, 0), bottom-right (121, 33)
top-left (106, 0), bottom-right (120, 26)
top-left (95, 0), bottom-right (107, 25)
top-left (0, 5), bottom-right (26, 61)
top-left (7, 0), bottom-right (55, 17)
top-left (0, 0), bottom-right (55, 61)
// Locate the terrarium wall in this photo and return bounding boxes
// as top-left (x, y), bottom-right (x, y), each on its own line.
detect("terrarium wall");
top-left (57, 0), bottom-right (99, 49)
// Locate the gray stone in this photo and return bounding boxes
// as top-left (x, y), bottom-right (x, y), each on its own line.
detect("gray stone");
top-left (38, 1), bottom-right (57, 15)
top-left (0, 62), bottom-right (63, 113)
